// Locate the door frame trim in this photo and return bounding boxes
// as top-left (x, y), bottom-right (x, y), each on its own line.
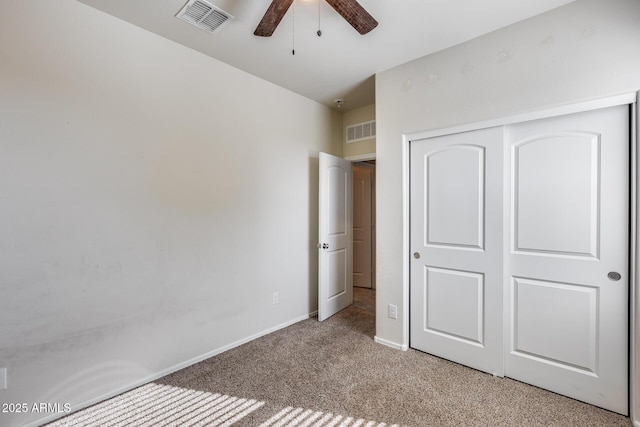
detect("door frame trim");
top-left (632, 94), bottom-right (639, 426)
top-left (405, 92), bottom-right (636, 141)
top-left (402, 92), bottom-right (638, 421)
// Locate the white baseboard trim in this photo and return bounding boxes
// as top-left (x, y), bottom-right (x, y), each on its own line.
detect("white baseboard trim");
top-left (21, 312), bottom-right (316, 427)
top-left (374, 335), bottom-right (409, 351)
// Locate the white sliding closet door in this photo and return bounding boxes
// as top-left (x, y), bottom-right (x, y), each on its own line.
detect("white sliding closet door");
top-left (409, 104), bottom-right (629, 415)
top-left (505, 106), bottom-right (629, 414)
top-left (410, 127), bottom-right (505, 376)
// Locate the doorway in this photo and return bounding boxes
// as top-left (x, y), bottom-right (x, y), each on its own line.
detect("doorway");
top-left (317, 155), bottom-right (377, 321)
top-left (353, 161), bottom-right (376, 314)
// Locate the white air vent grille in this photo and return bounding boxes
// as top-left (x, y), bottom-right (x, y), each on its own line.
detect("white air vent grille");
top-left (176, 0), bottom-right (234, 34)
top-left (346, 120), bottom-right (376, 143)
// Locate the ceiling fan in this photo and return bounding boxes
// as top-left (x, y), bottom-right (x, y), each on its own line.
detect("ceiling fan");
top-left (254, 0), bottom-right (378, 37)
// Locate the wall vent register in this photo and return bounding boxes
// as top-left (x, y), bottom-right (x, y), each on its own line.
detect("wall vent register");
top-left (347, 120), bottom-right (376, 143)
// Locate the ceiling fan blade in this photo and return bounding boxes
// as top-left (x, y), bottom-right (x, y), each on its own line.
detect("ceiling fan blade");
top-left (325, 0), bottom-right (378, 35)
top-left (254, 0), bottom-right (294, 37)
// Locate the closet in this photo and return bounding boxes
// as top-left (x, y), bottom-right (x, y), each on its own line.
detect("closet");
top-left (409, 103), bottom-right (630, 414)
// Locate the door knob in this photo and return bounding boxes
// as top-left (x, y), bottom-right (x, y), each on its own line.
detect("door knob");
top-left (413, 252), bottom-right (421, 259)
top-left (607, 271), bottom-right (621, 281)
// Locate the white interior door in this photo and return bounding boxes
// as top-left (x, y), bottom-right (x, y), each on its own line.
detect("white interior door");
top-left (505, 106), bottom-right (629, 414)
top-left (410, 127), bottom-right (505, 376)
top-left (353, 163), bottom-right (374, 288)
top-left (318, 152), bottom-right (353, 322)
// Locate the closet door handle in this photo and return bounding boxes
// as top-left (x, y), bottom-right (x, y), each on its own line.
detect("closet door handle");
top-left (607, 271), bottom-right (621, 281)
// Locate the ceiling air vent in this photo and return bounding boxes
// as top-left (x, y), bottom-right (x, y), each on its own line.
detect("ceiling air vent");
top-left (176, 0), bottom-right (234, 34)
top-left (346, 120), bottom-right (376, 143)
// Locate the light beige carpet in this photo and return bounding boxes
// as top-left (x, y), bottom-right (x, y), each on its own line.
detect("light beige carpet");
top-left (46, 382), bottom-right (394, 427)
top-left (48, 290), bottom-right (631, 426)
top-left (352, 287), bottom-right (375, 314)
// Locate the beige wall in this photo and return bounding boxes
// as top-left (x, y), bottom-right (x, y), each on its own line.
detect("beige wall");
top-left (375, 0), bottom-right (640, 418)
top-left (0, 1), bottom-right (342, 426)
top-left (343, 104), bottom-right (376, 159)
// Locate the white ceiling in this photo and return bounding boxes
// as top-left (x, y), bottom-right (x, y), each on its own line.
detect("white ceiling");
top-left (76, 0), bottom-right (575, 111)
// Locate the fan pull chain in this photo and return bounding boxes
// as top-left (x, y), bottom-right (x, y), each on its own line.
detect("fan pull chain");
top-left (317, 0), bottom-right (322, 36)
top-left (291, 1), bottom-right (295, 55)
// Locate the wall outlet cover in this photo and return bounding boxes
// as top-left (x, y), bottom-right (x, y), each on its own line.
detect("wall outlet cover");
top-left (388, 304), bottom-right (398, 319)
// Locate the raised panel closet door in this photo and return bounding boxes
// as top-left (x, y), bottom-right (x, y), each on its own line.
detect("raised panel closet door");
top-left (410, 127), bottom-right (504, 376)
top-left (505, 105), bottom-right (629, 415)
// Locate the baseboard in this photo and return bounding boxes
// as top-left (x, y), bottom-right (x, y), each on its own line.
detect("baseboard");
top-left (21, 312), bottom-right (316, 427)
top-left (374, 335), bottom-right (409, 351)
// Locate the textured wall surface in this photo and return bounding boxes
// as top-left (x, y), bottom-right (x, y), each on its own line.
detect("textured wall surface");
top-left (0, 1), bottom-right (341, 426)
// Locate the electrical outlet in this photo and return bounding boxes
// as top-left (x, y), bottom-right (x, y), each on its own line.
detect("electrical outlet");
top-left (388, 304), bottom-right (398, 319)
top-left (0, 368), bottom-right (6, 390)
top-left (272, 292), bottom-right (279, 305)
